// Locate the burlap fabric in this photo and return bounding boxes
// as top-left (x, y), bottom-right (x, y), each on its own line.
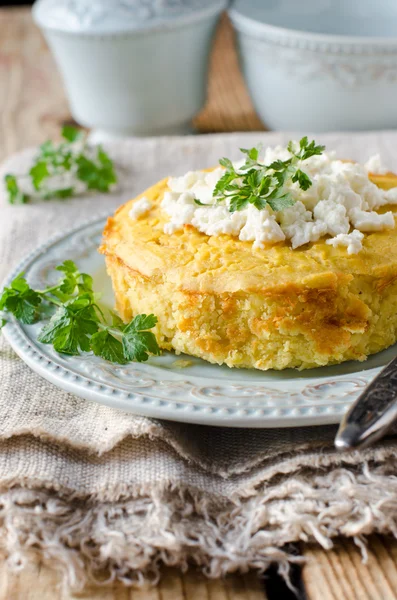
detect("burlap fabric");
top-left (1, 132), bottom-right (397, 590)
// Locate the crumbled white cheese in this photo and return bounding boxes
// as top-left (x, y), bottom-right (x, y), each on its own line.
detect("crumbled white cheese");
top-left (168, 171), bottom-right (203, 194)
top-left (349, 207), bottom-right (395, 232)
top-left (168, 169), bottom-right (223, 205)
top-left (192, 205), bottom-right (246, 237)
top-left (159, 145), bottom-right (397, 253)
top-left (282, 220), bottom-right (327, 249)
top-left (383, 187), bottom-right (397, 204)
top-left (239, 206), bottom-right (285, 248)
top-left (278, 201), bottom-right (311, 227)
top-left (129, 197), bottom-right (152, 220)
top-left (326, 230), bottom-right (364, 254)
top-left (278, 201), bottom-right (327, 248)
top-left (162, 191), bottom-right (196, 234)
top-left (313, 199), bottom-right (350, 236)
top-left (365, 154), bottom-right (388, 175)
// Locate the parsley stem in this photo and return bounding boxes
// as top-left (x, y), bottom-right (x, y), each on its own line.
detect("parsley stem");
top-left (93, 303), bottom-right (106, 321)
top-left (37, 284), bottom-right (62, 295)
top-left (43, 294), bottom-right (62, 308)
top-left (97, 322), bottom-right (122, 337)
top-left (36, 284), bottom-right (63, 306)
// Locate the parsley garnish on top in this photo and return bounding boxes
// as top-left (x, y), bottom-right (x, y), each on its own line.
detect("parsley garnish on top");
top-left (4, 126), bottom-right (117, 204)
top-left (0, 261), bottom-right (160, 365)
top-left (213, 136), bottom-right (325, 213)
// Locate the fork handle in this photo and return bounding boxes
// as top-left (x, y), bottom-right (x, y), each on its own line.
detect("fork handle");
top-left (335, 356), bottom-right (397, 450)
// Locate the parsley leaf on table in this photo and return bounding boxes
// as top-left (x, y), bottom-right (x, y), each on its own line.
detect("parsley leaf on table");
top-left (61, 124), bottom-right (84, 143)
top-left (0, 262), bottom-right (160, 365)
top-left (76, 148), bottom-right (117, 193)
top-left (42, 188), bottom-right (75, 199)
top-left (30, 161), bottom-right (50, 190)
top-left (213, 136), bottom-right (325, 214)
top-left (4, 126), bottom-right (117, 204)
top-left (4, 174), bottom-right (29, 205)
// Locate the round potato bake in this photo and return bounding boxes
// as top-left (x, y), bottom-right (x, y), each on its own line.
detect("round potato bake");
top-left (100, 149), bottom-right (397, 371)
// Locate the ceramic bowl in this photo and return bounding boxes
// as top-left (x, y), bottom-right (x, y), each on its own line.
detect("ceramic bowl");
top-left (33, 0), bottom-right (227, 138)
top-left (229, 0), bottom-right (397, 132)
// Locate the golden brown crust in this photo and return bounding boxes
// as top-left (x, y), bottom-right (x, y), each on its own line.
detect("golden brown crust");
top-left (100, 173), bottom-right (397, 370)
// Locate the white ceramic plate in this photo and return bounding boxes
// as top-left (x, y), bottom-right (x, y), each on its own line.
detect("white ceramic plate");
top-left (2, 217), bottom-right (393, 428)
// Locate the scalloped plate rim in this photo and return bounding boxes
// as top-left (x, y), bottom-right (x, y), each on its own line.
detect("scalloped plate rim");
top-left (1, 215), bottom-right (386, 428)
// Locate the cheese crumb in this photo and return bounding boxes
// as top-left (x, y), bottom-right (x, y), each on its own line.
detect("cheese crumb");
top-left (159, 146), bottom-right (397, 253)
top-left (313, 199), bottom-right (350, 236)
top-left (383, 187), bottom-right (397, 204)
top-left (192, 205), bottom-right (245, 237)
top-left (239, 206), bottom-right (285, 248)
top-left (365, 154), bottom-right (388, 175)
top-left (349, 207), bottom-right (395, 232)
top-left (129, 197), bottom-right (152, 220)
top-left (279, 201), bottom-right (327, 248)
top-left (326, 230), bottom-right (364, 254)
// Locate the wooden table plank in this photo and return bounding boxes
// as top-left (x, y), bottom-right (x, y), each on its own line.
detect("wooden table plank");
top-left (0, 562), bottom-right (268, 600)
top-left (302, 536), bottom-right (397, 600)
top-left (0, 7), bottom-right (69, 161)
top-left (193, 15), bottom-right (265, 134)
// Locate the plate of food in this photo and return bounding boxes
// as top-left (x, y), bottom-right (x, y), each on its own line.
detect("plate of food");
top-left (2, 137), bottom-right (397, 427)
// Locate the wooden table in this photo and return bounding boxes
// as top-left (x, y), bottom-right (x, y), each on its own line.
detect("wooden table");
top-left (1, 7), bottom-right (397, 600)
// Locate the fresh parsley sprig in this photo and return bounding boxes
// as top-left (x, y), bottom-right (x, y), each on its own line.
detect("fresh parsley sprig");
top-left (0, 261), bottom-right (160, 364)
top-left (4, 126), bottom-right (117, 204)
top-left (213, 136), bottom-right (325, 213)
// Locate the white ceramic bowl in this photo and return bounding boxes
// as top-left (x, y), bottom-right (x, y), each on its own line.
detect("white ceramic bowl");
top-left (229, 0), bottom-right (397, 132)
top-left (33, 0), bottom-right (227, 138)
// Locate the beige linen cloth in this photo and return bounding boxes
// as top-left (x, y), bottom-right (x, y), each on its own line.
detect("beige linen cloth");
top-left (1, 131), bottom-right (397, 590)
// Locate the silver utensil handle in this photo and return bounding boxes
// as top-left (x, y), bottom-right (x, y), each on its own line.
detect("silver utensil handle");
top-left (335, 356), bottom-right (397, 450)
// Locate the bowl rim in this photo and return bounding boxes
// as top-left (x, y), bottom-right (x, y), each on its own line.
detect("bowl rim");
top-left (33, 0), bottom-right (228, 36)
top-left (229, 6), bottom-right (397, 48)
